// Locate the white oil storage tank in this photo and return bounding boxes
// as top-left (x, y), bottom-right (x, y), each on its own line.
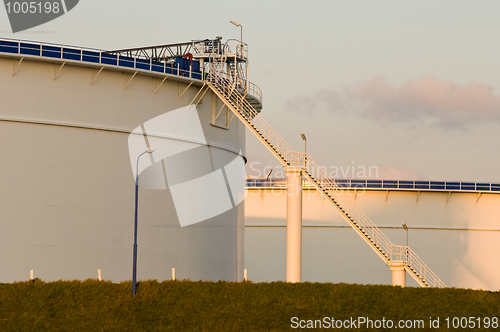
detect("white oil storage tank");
top-left (0, 37), bottom-right (260, 283)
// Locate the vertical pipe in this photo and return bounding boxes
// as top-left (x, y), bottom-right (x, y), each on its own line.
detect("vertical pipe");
top-left (172, 268), bottom-right (175, 281)
top-left (285, 166), bottom-right (302, 283)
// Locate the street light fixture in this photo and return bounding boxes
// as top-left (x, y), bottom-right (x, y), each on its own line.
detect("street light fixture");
top-left (300, 133), bottom-right (307, 168)
top-left (401, 222), bottom-right (408, 246)
top-left (132, 147), bottom-right (155, 297)
top-left (230, 20), bottom-right (242, 43)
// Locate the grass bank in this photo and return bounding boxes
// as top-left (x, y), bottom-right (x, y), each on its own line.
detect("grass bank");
top-left (0, 280), bottom-right (498, 331)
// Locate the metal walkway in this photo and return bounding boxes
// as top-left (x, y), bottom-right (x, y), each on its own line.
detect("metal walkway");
top-left (245, 178), bottom-right (500, 193)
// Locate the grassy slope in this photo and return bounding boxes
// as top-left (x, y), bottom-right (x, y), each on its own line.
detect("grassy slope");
top-left (0, 280), bottom-right (498, 331)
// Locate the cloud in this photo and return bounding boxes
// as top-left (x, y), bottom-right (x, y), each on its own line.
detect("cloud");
top-left (284, 94), bottom-right (318, 115)
top-left (286, 75), bottom-right (500, 128)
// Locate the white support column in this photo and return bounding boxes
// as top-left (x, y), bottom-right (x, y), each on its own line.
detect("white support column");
top-left (285, 166), bottom-right (302, 283)
top-left (388, 261), bottom-right (406, 287)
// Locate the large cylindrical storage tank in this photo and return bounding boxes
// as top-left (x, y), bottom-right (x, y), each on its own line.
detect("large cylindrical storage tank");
top-left (0, 40), bottom-right (245, 283)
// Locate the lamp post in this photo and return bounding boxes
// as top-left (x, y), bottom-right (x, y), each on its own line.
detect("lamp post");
top-left (132, 147), bottom-right (155, 297)
top-left (230, 20), bottom-right (248, 92)
top-left (402, 222), bottom-right (408, 261)
top-left (300, 133), bottom-right (307, 168)
top-left (230, 20), bottom-right (242, 43)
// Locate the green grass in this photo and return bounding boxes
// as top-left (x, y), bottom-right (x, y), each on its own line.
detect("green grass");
top-left (0, 280), bottom-right (498, 331)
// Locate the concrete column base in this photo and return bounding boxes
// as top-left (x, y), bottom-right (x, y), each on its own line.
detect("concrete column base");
top-left (388, 261), bottom-right (406, 287)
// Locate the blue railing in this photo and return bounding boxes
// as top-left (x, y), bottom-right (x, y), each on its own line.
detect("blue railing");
top-left (0, 38), bottom-right (203, 80)
top-left (245, 179), bottom-right (500, 192)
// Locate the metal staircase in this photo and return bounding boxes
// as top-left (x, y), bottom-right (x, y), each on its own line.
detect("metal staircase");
top-left (204, 43), bottom-right (446, 288)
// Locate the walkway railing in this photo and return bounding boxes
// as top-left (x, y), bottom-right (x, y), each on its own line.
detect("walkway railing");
top-left (0, 37), bottom-right (262, 105)
top-left (245, 178), bottom-right (500, 193)
top-left (0, 38), bottom-right (203, 79)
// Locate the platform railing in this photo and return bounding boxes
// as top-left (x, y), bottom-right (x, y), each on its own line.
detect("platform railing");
top-left (223, 39), bottom-right (248, 60)
top-left (247, 82), bottom-right (263, 104)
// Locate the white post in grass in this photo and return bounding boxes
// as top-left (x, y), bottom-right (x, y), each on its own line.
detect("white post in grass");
top-left (172, 268), bottom-right (175, 281)
top-left (30, 270), bottom-right (33, 280)
top-left (98, 269), bottom-right (102, 281)
top-left (244, 269), bottom-right (247, 281)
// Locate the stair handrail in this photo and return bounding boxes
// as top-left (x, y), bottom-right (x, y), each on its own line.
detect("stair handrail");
top-left (405, 246), bottom-right (446, 288)
top-left (303, 155), bottom-right (394, 257)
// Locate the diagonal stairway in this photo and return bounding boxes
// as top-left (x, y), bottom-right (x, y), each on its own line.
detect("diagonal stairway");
top-left (204, 57), bottom-right (446, 288)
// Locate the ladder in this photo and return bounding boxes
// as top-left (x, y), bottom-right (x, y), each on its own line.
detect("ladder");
top-left (205, 59), bottom-right (446, 288)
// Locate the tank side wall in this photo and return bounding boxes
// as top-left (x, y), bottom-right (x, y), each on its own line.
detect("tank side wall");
top-left (245, 188), bottom-right (500, 290)
top-left (0, 56), bottom-right (245, 282)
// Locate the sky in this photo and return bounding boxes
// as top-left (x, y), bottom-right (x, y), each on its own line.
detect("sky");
top-left (1, 0), bottom-right (500, 182)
